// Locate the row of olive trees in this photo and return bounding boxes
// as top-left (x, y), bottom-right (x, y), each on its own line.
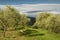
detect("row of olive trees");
top-left (33, 12), bottom-right (60, 33)
top-left (0, 6), bottom-right (30, 37)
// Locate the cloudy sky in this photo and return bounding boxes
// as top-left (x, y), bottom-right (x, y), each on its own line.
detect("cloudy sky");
top-left (0, 0), bottom-right (60, 17)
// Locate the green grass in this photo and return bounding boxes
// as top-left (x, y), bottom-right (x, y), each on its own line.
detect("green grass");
top-left (0, 28), bottom-right (60, 40)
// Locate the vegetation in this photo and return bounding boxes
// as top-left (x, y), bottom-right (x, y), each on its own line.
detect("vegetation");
top-left (0, 6), bottom-right (60, 40)
top-left (0, 6), bottom-right (30, 37)
top-left (33, 13), bottom-right (60, 33)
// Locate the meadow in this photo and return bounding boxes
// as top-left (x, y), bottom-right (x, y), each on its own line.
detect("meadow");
top-left (0, 28), bottom-right (60, 40)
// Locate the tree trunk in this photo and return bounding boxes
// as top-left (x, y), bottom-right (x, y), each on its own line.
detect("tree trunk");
top-left (3, 25), bottom-right (7, 37)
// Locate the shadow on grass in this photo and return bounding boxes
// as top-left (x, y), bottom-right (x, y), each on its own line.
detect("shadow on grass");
top-left (20, 33), bottom-right (45, 37)
top-left (19, 29), bottom-right (45, 37)
top-left (5, 36), bottom-right (16, 38)
top-left (28, 33), bottom-right (45, 37)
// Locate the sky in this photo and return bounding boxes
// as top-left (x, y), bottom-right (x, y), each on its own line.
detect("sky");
top-left (0, 0), bottom-right (60, 17)
top-left (0, 0), bottom-right (60, 4)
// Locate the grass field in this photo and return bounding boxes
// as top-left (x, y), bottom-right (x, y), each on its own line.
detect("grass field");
top-left (0, 28), bottom-right (60, 40)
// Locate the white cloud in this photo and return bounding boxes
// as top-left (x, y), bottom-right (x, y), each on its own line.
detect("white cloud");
top-left (14, 4), bottom-right (60, 12)
top-left (0, 4), bottom-right (60, 17)
top-left (14, 4), bottom-right (60, 17)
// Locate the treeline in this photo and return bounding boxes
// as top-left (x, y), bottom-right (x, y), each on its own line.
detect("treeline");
top-left (33, 13), bottom-right (60, 33)
top-left (0, 6), bottom-right (30, 37)
top-left (0, 6), bottom-right (60, 37)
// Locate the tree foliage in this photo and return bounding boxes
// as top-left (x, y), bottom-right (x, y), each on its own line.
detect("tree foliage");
top-left (34, 12), bottom-right (60, 33)
top-left (0, 6), bottom-right (30, 37)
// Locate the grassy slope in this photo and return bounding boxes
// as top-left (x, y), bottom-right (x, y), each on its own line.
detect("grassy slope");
top-left (0, 28), bottom-right (60, 40)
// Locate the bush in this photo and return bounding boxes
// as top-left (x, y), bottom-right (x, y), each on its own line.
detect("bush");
top-left (0, 6), bottom-right (30, 31)
top-left (34, 12), bottom-right (60, 33)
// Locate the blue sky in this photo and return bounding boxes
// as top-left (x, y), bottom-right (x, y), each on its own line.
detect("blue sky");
top-left (0, 0), bottom-right (60, 5)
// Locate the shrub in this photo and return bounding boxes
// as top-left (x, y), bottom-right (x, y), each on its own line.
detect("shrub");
top-left (34, 12), bottom-right (60, 33)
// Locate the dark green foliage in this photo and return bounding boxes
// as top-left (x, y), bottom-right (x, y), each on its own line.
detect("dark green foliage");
top-left (27, 17), bottom-right (36, 25)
